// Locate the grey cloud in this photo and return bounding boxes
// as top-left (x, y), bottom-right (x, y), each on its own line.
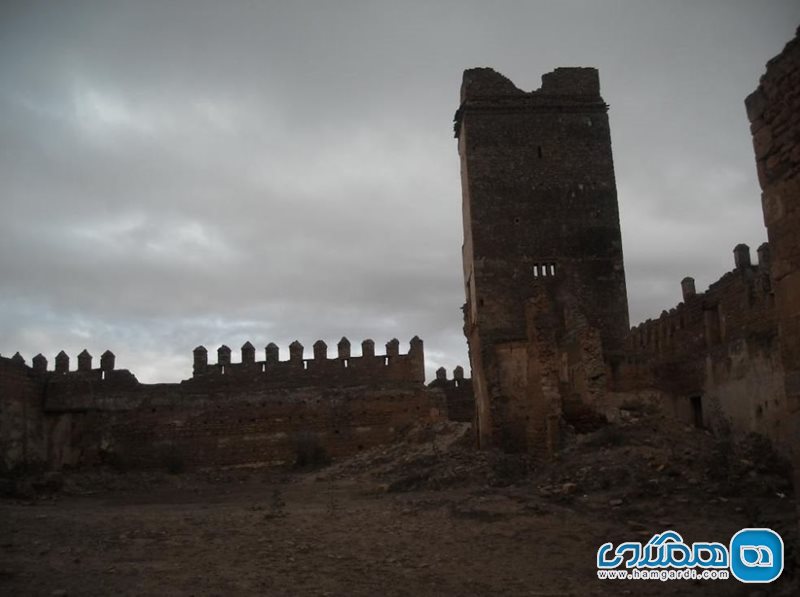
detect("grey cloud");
top-left (1, 1), bottom-right (798, 382)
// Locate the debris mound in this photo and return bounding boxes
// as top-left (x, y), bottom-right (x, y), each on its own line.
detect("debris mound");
top-left (317, 421), bottom-right (536, 491)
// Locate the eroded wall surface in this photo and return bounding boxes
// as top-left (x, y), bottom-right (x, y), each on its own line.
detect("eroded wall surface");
top-left (616, 249), bottom-right (788, 451)
top-left (427, 367), bottom-right (474, 424)
top-left (605, 29), bottom-right (800, 458)
top-left (746, 27), bottom-right (800, 504)
top-left (1, 339), bottom-right (448, 471)
top-left (0, 357), bottom-right (46, 471)
top-left (455, 66), bottom-right (629, 452)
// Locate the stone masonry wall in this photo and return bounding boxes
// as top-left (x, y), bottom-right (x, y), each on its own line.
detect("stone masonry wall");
top-left (745, 27), bottom-right (800, 525)
top-left (427, 366), bottom-right (474, 424)
top-left (192, 336), bottom-right (425, 387)
top-left (1, 338), bottom-right (448, 471)
top-left (614, 246), bottom-right (788, 452)
top-left (0, 356), bottom-right (46, 471)
top-left (44, 381), bottom-right (442, 470)
top-left (456, 66), bottom-right (629, 453)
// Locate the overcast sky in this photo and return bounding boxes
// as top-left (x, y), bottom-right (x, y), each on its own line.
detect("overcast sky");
top-left (1, 1), bottom-right (798, 383)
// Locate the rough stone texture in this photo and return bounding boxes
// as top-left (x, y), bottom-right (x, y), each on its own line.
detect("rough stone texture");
top-left (456, 67), bottom-right (629, 452)
top-left (427, 368), bottom-right (475, 424)
top-left (45, 382), bottom-right (442, 470)
top-left (603, 30), bottom-right (800, 466)
top-left (747, 28), bottom-right (800, 430)
top-left (455, 52), bottom-right (798, 464)
top-left (0, 356), bottom-right (46, 471)
top-left (617, 250), bottom-right (787, 449)
top-left (191, 336), bottom-right (424, 386)
top-left (99, 350), bottom-right (115, 373)
top-left (0, 339), bottom-right (453, 471)
top-left (745, 26), bottom-right (800, 532)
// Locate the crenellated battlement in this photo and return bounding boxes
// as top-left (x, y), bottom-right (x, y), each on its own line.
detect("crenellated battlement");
top-left (626, 243), bottom-right (774, 359)
top-left (427, 365), bottom-right (474, 423)
top-left (190, 336), bottom-right (425, 387)
top-left (0, 336), bottom-right (443, 471)
top-left (5, 335), bottom-right (427, 391)
top-left (4, 348), bottom-right (131, 382)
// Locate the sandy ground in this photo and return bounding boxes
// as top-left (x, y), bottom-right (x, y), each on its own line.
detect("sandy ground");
top-left (1, 417), bottom-right (797, 596)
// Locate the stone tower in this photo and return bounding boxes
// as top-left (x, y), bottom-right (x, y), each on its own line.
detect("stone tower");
top-left (455, 67), bottom-right (629, 451)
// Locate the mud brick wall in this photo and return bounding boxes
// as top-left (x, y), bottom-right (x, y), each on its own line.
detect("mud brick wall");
top-left (44, 380), bottom-right (444, 469)
top-left (192, 337), bottom-right (425, 387)
top-left (456, 67), bottom-right (629, 354)
top-left (745, 27), bottom-right (800, 518)
top-left (1, 337), bottom-right (449, 470)
top-left (0, 357), bottom-right (46, 471)
top-left (746, 27), bottom-right (800, 444)
top-left (428, 367), bottom-right (474, 423)
top-left (456, 67), bottom-right (629, 452)
top-left (617, 247), bottom-right (788, 452)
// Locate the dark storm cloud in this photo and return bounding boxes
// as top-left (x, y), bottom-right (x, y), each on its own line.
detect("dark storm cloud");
top-left (1, 1), bottom-right (798, 381)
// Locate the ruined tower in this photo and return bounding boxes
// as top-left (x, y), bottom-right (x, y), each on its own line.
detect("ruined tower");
top-left (455, 67), bottom-right (629, 451)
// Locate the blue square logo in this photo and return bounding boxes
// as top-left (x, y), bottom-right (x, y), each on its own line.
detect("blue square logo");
top-left (730, 528), bottom-right (784, 583)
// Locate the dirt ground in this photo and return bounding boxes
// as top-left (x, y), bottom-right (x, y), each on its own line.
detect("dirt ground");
top-left (1, 415), bottom-right (798, 596)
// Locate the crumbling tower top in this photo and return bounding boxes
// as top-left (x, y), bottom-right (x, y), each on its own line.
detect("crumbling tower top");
top-left (460, 66), bottom-right (599, 101)
top-left (455, 67), bottom-right (605, 137)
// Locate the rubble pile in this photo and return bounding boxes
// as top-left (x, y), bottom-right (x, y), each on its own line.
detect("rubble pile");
top-left (316, 412), bottom-right (797, 570)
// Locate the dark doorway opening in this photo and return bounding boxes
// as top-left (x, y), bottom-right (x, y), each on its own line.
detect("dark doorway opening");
top-left (690, 395), bottom-right (704, 428)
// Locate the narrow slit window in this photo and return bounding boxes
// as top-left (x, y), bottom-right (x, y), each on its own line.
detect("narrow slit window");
top-left (550, 263), bottom-right (556, 276)
top-left (537, 145), bottom-right (543, 159)
top-left (343, 358), bottom-right (349, 368)
top-left (533, 264), bottom-right (539, 277)
top-left (384, 357), bottom-right (389, 366)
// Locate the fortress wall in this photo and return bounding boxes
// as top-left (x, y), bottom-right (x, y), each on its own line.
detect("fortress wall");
top-left (191, 337), bottom-right (425, 387)
top-left (0, 357), bottom-right (46, 471)
top-left (746, 27), bottom-right (800, 504)
top-left (1, 337), bottom-right (449, 470)
top-left (615, 248), bottom-right (788, 453)
top-left (611, 27), bottom-right (800, 459)
top-left (43, 381), bottom-right (444, 470)
top-left (428, 367), bottom-right (475, 424)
